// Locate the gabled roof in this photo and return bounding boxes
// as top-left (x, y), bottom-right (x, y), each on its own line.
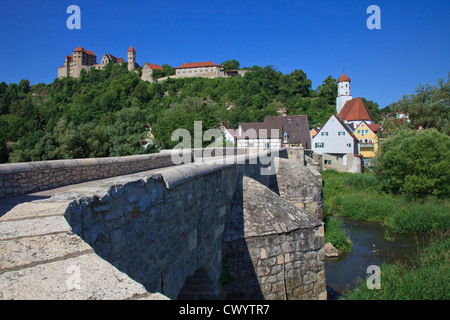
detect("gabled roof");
top-left (338, 97), bottom-right (374, 122)
top-left (353, 121), bottom-right (380, 133)
top-left (368, 123), bottom-right (380, 133)
top-left (176, 61), bottom-right (221, 69)
top-left (334, 115), bottom-right (359, 142)
top-left (73, 46), bottom-right (96, 56)
top-left (263, 115), bottom-right (310, 145)
top-left (238, 122), bottom-right (283, 139)
top-left (313, 114), bottom-right (359, 143)
top-left (143, 62), bottom-right (163, 70)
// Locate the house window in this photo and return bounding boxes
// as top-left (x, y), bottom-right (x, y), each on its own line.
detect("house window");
top-left (357, 130), bottom-right (361, 134)
top-left (265, 142), bottom-right (270, 149)
top-left (315, 142), bottom-right (324, 148)
top-left (346, 143), bottom-right (352, 147)
top-left (338, 131), bottom-right (345, 136)
top-left (321, 132), bottom-right (328, 136)
top-left (324, 160), bottom-right (331, 165)
top-left (365, 130), bottom-right (369, 134)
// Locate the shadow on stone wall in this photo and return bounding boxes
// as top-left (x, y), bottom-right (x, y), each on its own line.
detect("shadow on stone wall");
top-left (221, 176), bottom-right (265, 299)
top-left (177, 268), bottom-right (220, 300)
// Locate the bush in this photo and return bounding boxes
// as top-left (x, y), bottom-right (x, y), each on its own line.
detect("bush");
top-left (374, 128), bottom-right (450, 199)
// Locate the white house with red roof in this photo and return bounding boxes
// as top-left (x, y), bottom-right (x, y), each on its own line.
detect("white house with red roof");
top-left (311, 114), bottom-right (363, 173)
top-left (175, 61), bottom-right (224, 79)
top-left (141, 62), bottom-right (164, 83)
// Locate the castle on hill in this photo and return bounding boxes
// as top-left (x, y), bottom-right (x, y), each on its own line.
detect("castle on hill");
top-left (58, 45), bottom-right (248, 82)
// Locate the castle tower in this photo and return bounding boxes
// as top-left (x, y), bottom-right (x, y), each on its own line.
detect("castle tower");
top-left (336, 70), bottom-right (353, 114)
top-left (128, 46), bottom-right (136, 71)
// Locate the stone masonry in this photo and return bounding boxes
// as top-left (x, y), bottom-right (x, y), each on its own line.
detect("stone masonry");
top-left (0, 148), bottom-right (326, 300)
top-left (222, 176), bottom-right (325, 300)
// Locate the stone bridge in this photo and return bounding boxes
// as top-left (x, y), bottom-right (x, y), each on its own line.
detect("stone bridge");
top-left (0, 148), bottom-right (326, 300)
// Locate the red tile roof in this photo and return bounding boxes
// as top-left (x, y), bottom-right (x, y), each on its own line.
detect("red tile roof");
top-left (73, 46), bottom-right (96, 56)
top-left (144, 62), bottom-right (163, 70)
top-left (128, 46), bottom-right (136, 53)
top-left (176, 61), bottom-right (220, 69)
top-left (338, 71), bottom-right (350, 82)
top-left (338, 97), bottom-right (374, 122)
top-left (368, 123), bottom-right (380, 133)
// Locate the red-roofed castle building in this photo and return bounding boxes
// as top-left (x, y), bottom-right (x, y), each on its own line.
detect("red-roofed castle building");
top-left (58, 46), bottom-right (98, 79)
top-left (175, 61), bottom-right (224, 79)
top-left (58, 45), bottom-right (164, 81)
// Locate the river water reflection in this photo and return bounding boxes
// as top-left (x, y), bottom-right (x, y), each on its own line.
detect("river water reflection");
top-left (325, 217), bottom-right (430, 299)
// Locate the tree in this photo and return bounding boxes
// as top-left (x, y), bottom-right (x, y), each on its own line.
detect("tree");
top-left (162, 64), bottom-right (176, 76)
top-left (361, 97), bottom-right (381, 124)
top-left (221, 59), bottom-right (240, 71)
top-left (374, 128), bottom-right (450, 199)
top-left (290, 69), bottom-right (312, 97)
top-left (390, 74), bottom-right (449, 135)
top-left (316, 75), bottom-right (337, 105)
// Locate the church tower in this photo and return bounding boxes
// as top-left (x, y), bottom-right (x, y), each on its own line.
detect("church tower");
top-left (127, 46), bottom-right (136, 71)
top-left (336, 70), bottom-right (353, 114)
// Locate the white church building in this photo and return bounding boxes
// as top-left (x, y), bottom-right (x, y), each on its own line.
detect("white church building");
top-left (311, 71), bottom-right (364, 173)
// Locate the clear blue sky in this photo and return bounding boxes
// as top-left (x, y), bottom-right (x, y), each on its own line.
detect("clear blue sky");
top-left (0, 0), bottom-right (449, 108)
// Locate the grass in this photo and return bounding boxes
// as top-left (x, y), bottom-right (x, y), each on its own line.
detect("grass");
top-left (324, 217), bottom-right (353, 255)
top-left (322, 169), bottom-right (450, 233)
top-left (340, 232), bottom-right (450, 300)
top-left (322, 169), bottom-right (450, 299)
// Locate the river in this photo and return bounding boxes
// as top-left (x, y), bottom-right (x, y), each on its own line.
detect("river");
top-left (325, 217), bottom-right (431, 300)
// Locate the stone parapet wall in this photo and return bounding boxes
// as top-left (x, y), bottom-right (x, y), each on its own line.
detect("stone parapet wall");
top-left (276, 158), bottom-right (323, 220)
top-left (0, 153), bottom-right (176, 199)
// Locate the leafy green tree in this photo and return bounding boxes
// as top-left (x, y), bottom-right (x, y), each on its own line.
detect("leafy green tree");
top-left (390, 74), bottom-right (449, 135)
top-left (374, 128), bottom-right (450, 199)
top-left (162, 64), bottom-right (176, 76)
top-left (221, 59), bottom-right (240, 71)
top-left (289, 69), bottom-right (312, 97)
top-left (361, 97), bottom-right (381, 124)
top-left (316, 75), bottom-right (337, 105)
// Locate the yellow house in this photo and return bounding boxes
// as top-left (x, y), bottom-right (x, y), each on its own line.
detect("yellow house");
top-left (353, 121), bottom-right (380, 160)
